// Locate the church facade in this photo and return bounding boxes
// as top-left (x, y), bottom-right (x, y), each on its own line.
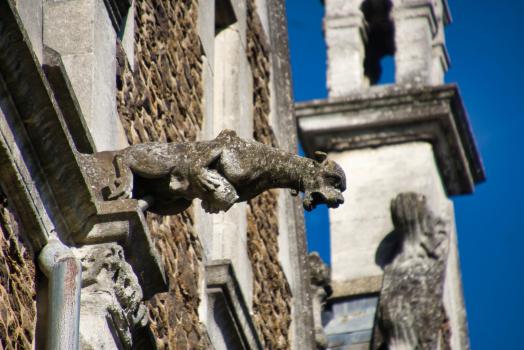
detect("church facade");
top-left (0, 0), bottom-right (482, 349)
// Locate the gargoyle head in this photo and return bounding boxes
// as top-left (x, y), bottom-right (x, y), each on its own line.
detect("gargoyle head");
top-left (301, 152), bottom-right (346, 211)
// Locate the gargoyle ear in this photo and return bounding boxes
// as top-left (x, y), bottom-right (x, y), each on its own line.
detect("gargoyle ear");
top-left (315, 151), bottom-right (328, 164)
top-left (290, 189), bottom-right (299, 197)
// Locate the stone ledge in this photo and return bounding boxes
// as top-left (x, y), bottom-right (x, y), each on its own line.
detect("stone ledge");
top-left (296, 83), bottom-right (486, 196)
top-left (204, 259), bottom-right (263, 350)
top-left (330, 276), bottom-right (383, 299)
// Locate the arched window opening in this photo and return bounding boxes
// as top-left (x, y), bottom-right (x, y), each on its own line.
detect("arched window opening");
top-left (361, 0), bottom-right (395, 85)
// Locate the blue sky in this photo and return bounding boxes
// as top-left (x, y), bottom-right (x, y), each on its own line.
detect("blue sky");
top-left (285, 1), bottom-right (524, 348)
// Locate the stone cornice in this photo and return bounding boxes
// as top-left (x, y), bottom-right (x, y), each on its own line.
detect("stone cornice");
top-left (296, 84), bottom-right (485, 196)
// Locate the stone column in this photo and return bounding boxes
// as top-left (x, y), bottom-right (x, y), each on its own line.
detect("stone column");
top-left (324, 0), bottom-right (368, 96)
top-left (391, 0), bottom-right (437, 85)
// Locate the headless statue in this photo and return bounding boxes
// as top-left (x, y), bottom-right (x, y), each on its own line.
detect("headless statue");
top-left (98, 129), bottom-right (346, 215)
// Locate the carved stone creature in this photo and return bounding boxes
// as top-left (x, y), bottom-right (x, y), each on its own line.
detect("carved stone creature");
top-left (372, 193), bottom-right (449, 350)
top-left (72, 243), bottom-right (156, 350)
top-left (309, 252), bottom-right (333, 350)
top-left (95, 129), bottom-right (346, 214)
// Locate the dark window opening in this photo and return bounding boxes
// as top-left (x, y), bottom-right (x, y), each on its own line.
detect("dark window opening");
top-left (361, 0), bottom-right (395, 85)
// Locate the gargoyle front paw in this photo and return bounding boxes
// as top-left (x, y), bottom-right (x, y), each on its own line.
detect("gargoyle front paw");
top-left (199, 169), bottom-right (239, 213)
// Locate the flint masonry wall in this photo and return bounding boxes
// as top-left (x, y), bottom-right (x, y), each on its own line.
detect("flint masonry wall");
top-left (0, 191), bottom-right (37, 349)
top-left (116, 0), bottom-right (293, 348)
top-left (246, 3), bottom-right (292, 348)
top-left (116, 0), bottom-right (211, 347)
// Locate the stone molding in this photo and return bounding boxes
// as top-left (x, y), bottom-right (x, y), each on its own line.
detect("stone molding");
top-left (391, 2), bottom-right (438, 37)
top-left (296, 84), bottom-right (486, 196)
top-left (329, 276), bottom-right (383, 300)
top-left (204, 259), bottom-right (264, 350)
top-left (432, 43), bottom-right (451, 73)
top-left (323, 12), bottom-right (368, 43)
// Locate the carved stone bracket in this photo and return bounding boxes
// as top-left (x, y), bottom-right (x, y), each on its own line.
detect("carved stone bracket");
top-left (372, 192), bottom-right (450, 350)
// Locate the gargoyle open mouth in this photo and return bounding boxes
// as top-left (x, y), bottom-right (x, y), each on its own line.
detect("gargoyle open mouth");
top-left (303, 191), bottom-right (344, 211)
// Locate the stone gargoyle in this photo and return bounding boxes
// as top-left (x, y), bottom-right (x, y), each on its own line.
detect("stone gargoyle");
top-left (93, 129), bottom-right (346, 215)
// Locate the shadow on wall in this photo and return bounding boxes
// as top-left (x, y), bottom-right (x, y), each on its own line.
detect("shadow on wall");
top-left (375, 230), bottom-right (400, 270)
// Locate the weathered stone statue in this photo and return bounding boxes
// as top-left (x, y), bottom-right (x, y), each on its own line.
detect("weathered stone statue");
top-left (91, 129), bottom-right (346, 214)
top-left (309, 252), bottom-right (333, 350)
top-left (72, 243), bottom-right (155, 350)
top-left (372, 193), bottom-right (450, 350)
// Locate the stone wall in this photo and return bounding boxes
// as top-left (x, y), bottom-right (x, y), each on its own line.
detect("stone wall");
top-left (116, 0), bottom-right (203, 145)
top-left (117, 0), bottom-right (293, 348)
top-left (246, 3), bottom-right (292, 349)
top-left (116, 0), bottom-right (210, 348)
top-left (0, 192), bottom-right (36, 350)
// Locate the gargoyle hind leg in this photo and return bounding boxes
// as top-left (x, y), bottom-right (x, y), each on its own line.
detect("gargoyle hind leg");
top-left (107, 155), bottom-right (134, 200)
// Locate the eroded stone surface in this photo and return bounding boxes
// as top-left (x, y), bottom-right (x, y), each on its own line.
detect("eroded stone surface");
top-left (309, 252), bottom-right (332, 350)
top-left (372, 193), bottom-right (450, 350)
top-left (72, 243), bottom-right (153, 349)
top-left (88, 129), bottom-right (346, 217)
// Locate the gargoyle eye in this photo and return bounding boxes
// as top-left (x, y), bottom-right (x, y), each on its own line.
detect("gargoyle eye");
top-left (326, 176), bottom-right (340, 187)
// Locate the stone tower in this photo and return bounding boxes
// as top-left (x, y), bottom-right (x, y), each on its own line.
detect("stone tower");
top-left (296, 0), bottom-right (485, 349)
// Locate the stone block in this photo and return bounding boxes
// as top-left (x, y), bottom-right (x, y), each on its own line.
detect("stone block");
top-left (44, 0), bottom-right (124, 151)
top-left (43, 0), bottom-right (96, 55)
top-left (255, 0), bottom-right (270, 43)
top-left (391, 5), bottom-right (437, 85)
top-left (442, 207), bottom-right (471, 350)
top-left (231, 0), bottom-right (247, 48)
top-left (325, 21), bottom-right (367, 96)
top-left (202, 56), bottom-right (215, 141)
top-left (16, 0), bottom-right (43, 63)
top-left (328, 142), bottom-right (450, 283)
top-left (324, 0), bottom-right (363, 18)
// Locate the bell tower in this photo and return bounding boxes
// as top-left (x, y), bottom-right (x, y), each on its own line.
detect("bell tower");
top-left (297, 1), bottom-right (484, 349)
